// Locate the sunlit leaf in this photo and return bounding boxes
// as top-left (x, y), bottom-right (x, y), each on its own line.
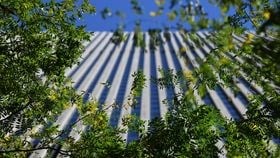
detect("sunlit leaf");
top-left (155, 0), bottom-right (165, 6)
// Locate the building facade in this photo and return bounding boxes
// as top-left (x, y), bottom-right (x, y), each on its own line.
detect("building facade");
top-left (31, 31), bottom-right (260, 157)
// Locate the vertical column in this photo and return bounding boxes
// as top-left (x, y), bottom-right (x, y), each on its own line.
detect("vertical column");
top-left (140, 32), bottom-right (151, 122)
top-left (154, 40), bottom-right (168, 116)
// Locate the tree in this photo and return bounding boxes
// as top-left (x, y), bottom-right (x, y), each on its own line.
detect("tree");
top-left (0, 0), bottom-right (105, 157)
top-left (1, 0), bottom-right (280, 157)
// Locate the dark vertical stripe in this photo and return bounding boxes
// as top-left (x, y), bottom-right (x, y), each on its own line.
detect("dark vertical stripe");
top-left (202, 93), bottom-right (214, 106)
top-left (150, 50), bottom-right (161, 118)
top-left (215, 86), bottom-right (241, 120)
top-left (159, 37), bottom-right (176, 104)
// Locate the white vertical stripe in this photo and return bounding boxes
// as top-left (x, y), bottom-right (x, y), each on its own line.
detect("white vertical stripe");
top-left (154, 40), bottom-right (168, 116)
top-left (140, 33), bottom-right (151, 121)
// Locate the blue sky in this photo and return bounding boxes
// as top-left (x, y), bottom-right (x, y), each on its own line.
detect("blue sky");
top-left (79, 0), bottom-right (223, 31)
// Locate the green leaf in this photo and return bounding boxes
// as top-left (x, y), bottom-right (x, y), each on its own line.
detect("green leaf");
top-left (198, 84), bottom-right (207, 98)
top-left (155, 0), bottom-right (165, 6)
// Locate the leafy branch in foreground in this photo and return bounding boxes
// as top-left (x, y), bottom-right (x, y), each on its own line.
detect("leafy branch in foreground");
top-left (1, 0), bottom-right (280, 157)
top-left (127, 70), bottom-right (146, 107)
top-left (0, 0), bottom-right (95, 156)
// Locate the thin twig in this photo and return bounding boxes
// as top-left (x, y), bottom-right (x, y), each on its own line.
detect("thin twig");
top-left (244, 10), bottom-right (258, 29)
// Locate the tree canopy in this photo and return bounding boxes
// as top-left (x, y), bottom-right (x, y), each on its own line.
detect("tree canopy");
top-left (1, 0), bottom-right (280, 157)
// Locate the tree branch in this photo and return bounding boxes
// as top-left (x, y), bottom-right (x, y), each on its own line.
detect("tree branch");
top-left (244, 10), bottom-right (257, 29)
top-left (0, 146), bottom-right (70, 156)
top-left (0, 99), bottom-right (32, 122)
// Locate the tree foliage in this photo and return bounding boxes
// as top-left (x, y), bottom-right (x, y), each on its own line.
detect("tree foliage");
top-left (1, 0), bottom-right (280, 157)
